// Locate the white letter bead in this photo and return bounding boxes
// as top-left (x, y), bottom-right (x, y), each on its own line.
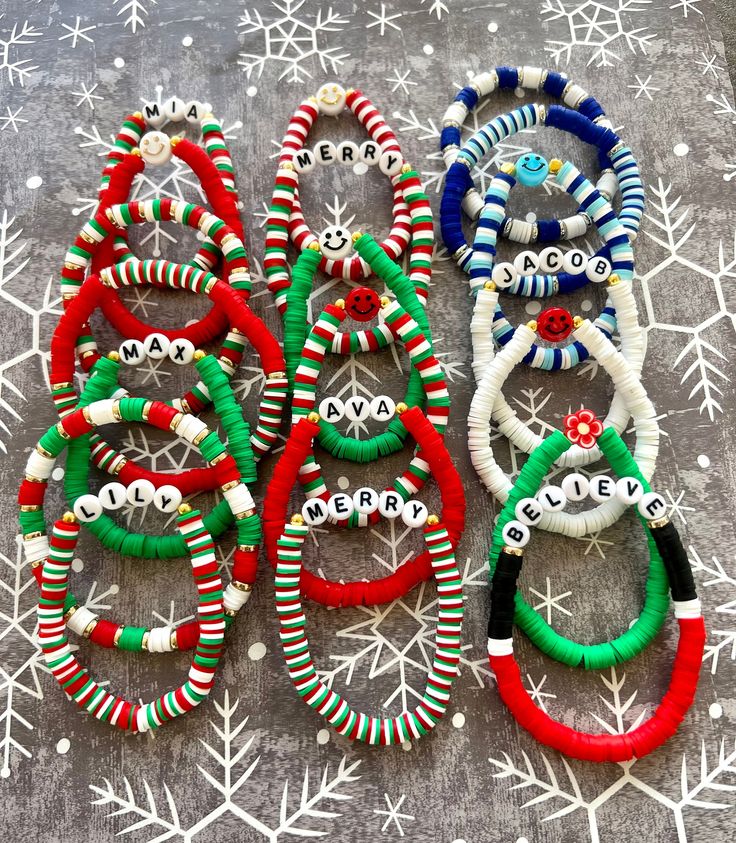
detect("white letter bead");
top-left (539, 246), bottom-right (564, 274)
top-left (502, 520), bottom-right (530, 548)
top-left (327, 492), bottom-right (354, 520)
top-left (337, 141), bottom-right (360, 165)
top-left (514, 497), bottom-right (543, 526)
top-left (344, 396), bottom-right (371, 422)
top-left (585, 256), bottom-right (612, 283)
top-left (615, 476), bottom-right (644, 505)
top-left (98, 482), bottom-right (127, 511)
top-left (318, 396), bottom-right (345, 422)
top-left (353, 487), bottom-right (379, 515)
top-left (369, 395), bottom-right (395, 421)
top-left (314, 141), bottom-right (337, 164)
top-left (143, 332), bottom-right (170, 359)
top-left (359, 140), bottom-right (380, 164)
top-left (142, 101), bottom-right (165, 128)
top-left (561, 473), bottom-right (590, 501)
top-left (562, 249), bottom-right (589, 274)
top-left (378, 490), bottom-right (404, 518)
top-left (184, 100), bottom-right (204, 124)
top-left (73, 494), bottom-right (103, 522)
top-left (589, 475), bottom-right (616, 502)
top-left (119, 339), bottom-right (145, 366)
top-left (536, 485), bottom-right (567, 512)
top-left (378, 150), bottom-right (403, 176)
top-left (153, 484), bottom-right (183, 513)
top-left (513, 250), bottom-right (540, 276)
top-left (491, 261), bottom-right (518, 289)
top-left (401, 500), bottom-right (428, 528)
top-left (638, 492), bottom-right (667, 521)
top-left (164, 95), bottom-right (187, 121)
top-left (293, 148), bottom-right (316, 174)
top-left (126, 478), bottom-right (156, 507)
top-left (301, 497), bottom-right (329, 526)
top-left (168, 338), bottom-right (195, 365)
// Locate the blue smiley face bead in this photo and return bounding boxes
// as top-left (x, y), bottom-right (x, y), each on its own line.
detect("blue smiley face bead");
top-left (515, 153), bottom-right (550, 187)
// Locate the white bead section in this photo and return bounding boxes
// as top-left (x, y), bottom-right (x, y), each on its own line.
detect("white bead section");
top-left (140, 131), bottom-right (172, 166)
top-left (615, 476), bottom-right (643, 505)
top-left (302, 497), bottom-right (329, 526)
top-left (318, 396), bottom-right (345, 422)
top-left (513, 250), bottom-right (539, 276)
top-left (153, 484), bottom-right (183, 513)
top-left (378, 490), bottom-right (404, 518)
top-left (119, 338), bottom-right (145, 365)
top-left (143, 332), bottom-right (170, 359)
top-left (492, 261), bottom-right (517, 289)
top-left (536, 485), bottom-right (567, 512)
top-left (401, 500), bottom-right (428, 528)
top-left (515, 497), bottom-right (543, 526)
top-left (315, 82), bottom-right (346, 115)
top-left (223, 583), bottom-right (252, 615)
top-left (353, 487), bottom-right (380, 514)
top-left (223, 484), bottom-right (255, 517)
top-left (539, 246), bottom-right (563, 273)
top-left (344, 396), bottom-right (371, 422)
top-left (487, 637), bottom-right (514, 657)
top-left (501, 520), bottom-right (530, 548)
top-left (589, 475), bottom-right (616, 502)
top-left (73, 494), bottom-right (103, 522)
top-left (147, 626), bottom-right (175, 653)
top-left (561, 473), bottom-right (589, 501)
top-left (126, 478), bottom-right (156, 507)
top-left (585, 256), bottom-right (612, 283)
top-left (369, 395), bottom-right (395, 421)
top-left (562, 249), bottom-right (589, 274)
top-left (638, 492), bottom-right (667, 521)
top-left (66, 606), bottom-right (97, 636)
top-left (98, 482), bottom-right (127, 510)
top-left (168, 338), bottom-right (196, 365)
top-left (327, 492), bottom-right (354, 520)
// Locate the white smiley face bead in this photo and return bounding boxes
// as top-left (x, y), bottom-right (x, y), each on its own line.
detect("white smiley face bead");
top-left (140, 131), bottom-right (172, 165)
top-left (315, 82), bottom-right (346, 116)
top-left (318, 225), bottom-right (352, 260)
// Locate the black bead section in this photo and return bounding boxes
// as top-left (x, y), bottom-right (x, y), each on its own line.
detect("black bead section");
top-left (650, 519), bottom-right (698, 602)
top-left (487, 548), bottom-right (523, 641)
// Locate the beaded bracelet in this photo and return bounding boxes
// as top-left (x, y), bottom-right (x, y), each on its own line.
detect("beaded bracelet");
top-left (265, 84), bottom-right (418, 307)
top-left (291, 295), bottom-right (448, 468)
top-left (38, 507), bottom-right (225, 732)
top-left (263, 407), bottom-right (466, 607)
top-left (440, 103), bottom-right (643, 286)
top-left (486, 425), bottom-right (705, 762)
top-left (468, 314), bottom-right (659, 537)
top-left (275, 513), bottom-right (463, 744)
top-left (441, 66), bottom-right (619, 244)
top-left (20, 397), bottom-right (259, 650)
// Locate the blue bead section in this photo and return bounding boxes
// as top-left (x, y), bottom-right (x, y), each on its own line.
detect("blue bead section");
top-left (578, 96), bottom-right (605, 122)
top-left (543, 71), bottom-right (567, 97)
top-left (455, 86), bottom-right (479, 109)
top-left (440, 126), bottom-right (461, 150)
top-left (439, 162), bottom-right (474, 256)
top-left (496, 66), bottom-right (519, 89)
top-left (536, 219), bottom-right (562, 243)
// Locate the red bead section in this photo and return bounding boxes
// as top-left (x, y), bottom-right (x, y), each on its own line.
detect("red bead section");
top-left (536, 306), bottom-right (573, 342)
top-left (345, 287), bottom-right (381, 322)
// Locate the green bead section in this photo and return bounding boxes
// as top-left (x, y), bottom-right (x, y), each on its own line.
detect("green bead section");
top-left (117, 626), bottom-right (147, 652)
top-left (488, 427), bottom-right (669, 670)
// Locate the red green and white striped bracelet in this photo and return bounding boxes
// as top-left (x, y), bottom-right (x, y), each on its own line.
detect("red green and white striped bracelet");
top-left (275, 514), bottom-right (463, 744)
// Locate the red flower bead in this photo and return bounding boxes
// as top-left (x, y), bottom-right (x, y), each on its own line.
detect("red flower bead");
top-left (564, 408), bottom-right (603, 449)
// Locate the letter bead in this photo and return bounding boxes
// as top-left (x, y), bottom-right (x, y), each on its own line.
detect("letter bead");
top-left (539, 246), bottom-right (563, 274)
top-left (126, 478), bottom-right (156, 507)
top-left (119, 339), bottom-right (145, 366)
top-left (142, 101), bottom-right (166, 129)
top-left (168, 338), bottom-right (195, 365)
top-left (562, 248), bottom-right (589, 275)
top-left (143, 332), bottom-right (170, 360)
top-left (561, 473), bottom-right (589, 501)
top-left (98, 482), bottom-right (127, 511)
top-left (293, 148), bottom-right (316, 174)
top-left (615, 476), bottom-right (644, 505)
top-left (514, 497), bottom-right (543, 526)
top-left (513, 250), bottom-right (540, 276)
top-left (369, 395), bottom-right (395, 422)
top-left (492, 261), bottom-right (518, 289)
top-left (585, 256), bottom-right (612, 283)
top-left (301, 497), bottom-right (329, 526)
top-left (73, 494), bottom-right (103, 523)
top-left (344, 396), bottom-right (371, 423)
top-left (337, 141), bottom-right (360, 166)
top-left (589, 474), bottom-right (616, 502)
top-left (359, 140), bottom-right (380, 164)
top-left (378, 490), bottom-right (404, 518)
top-left (401, 500), bottom-right (429, 528)
top-left (353, 487), bottom-right (379, 515)
top-left (327, 492), bottom-right (354, 520)
top-left (502, 520), bottom-right (530, 548)
top-left (638, 492), bottom-right (667, 521)
top-left (315, 140), bottom-right (337, 165)
top-left (153, 484), bottom-right (183, 514)
top-left (318, 396), bottom-right (345, 422)
top-left (537, 485), bottom-right (567, 512)
top-left (378, 150), bottom-right (403, 177)
top-left (163, 95), bottom-right (187, 122)
top-left (184, 100), bottom-right (204, 124)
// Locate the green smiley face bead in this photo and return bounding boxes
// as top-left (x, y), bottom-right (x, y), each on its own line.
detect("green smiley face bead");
top-left (516, 153), bottom-right (550, 187)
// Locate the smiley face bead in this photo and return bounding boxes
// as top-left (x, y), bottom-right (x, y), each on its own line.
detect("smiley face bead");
top-left (345, 286), bottom-right (381, 321)
top-left (318, 225), bottom-right (352, 260)
top-left (315, 82), bottom-right (347, 116)
top-left (515, 153), bottom-right (550, 187)
top-left (140, 131), bottom-right (172, 165)
top-left (537, 307), bottom-right (574, 342)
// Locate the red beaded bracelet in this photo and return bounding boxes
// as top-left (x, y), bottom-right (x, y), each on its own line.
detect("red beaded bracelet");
top-left (262, 405), bottom-right (465, 607)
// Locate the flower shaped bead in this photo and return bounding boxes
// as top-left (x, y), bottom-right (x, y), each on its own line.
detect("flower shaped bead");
top-left (564, 408), bottom-right (603, 449)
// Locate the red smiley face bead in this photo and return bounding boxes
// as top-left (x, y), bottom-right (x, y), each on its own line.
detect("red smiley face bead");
top-left (537, 306), bottom-right (573, 342)
top-left (345, 287), bottom-right (381, 322)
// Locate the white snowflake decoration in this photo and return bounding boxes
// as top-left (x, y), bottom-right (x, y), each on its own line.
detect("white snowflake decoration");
top-left (113, 0), bottom-right (157, 33)
top-left (0, 16), bottom-right (41, 86)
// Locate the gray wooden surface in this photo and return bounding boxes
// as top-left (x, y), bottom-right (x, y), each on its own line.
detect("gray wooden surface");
top-left (0, 1), bottom-right (735, 841)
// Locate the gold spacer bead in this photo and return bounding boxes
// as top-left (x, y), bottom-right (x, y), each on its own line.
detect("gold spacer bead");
top-left (133, 111), bottom-right (143, 119)
top-left (62, 512), bottom-right (77, 524)
top-left (170, 630), bottom-right (179, 651)
top-left (220, 232), bottom-right (238, 245)
top-left (111, 399), bottom-right (123, 421)
top-left (51, 382), bottom-right (73, 391)
top-left (483, 280), bottom-right (497, 291)
top-left (502, 545), bottom-right (524, 557)
top-left (267, 371), bottom-right (286, 380)
top-left (527, 320), bottom-right (538, 332)
top-left (345, 88), bottom-right (355, 96)
top-left (549, 158), bottom-right (563, 174)
top-left (20, 504), bottom-right (41, 512)
top-left (203, 277), bottom-right (217, 295)
top-left (607, 273), bottom-right (621, 286)
top-left (237, 545), bottom-right (258, 553)
top-left (334, 298), bottom-right (345, 309)
top-left (221, 479), bottom-right (239, 492)
top-left (82, 406), bottom-right (93, 426)
top-left (64, 262), bottom-right (82, 272)
top-left (282, 161), bottom-right (295, 171)
top-left (25, 474), bottom-right (45, 484)
top-left (232, 580), bottom-right (254, 592)
top-left (107, 350), bottom-right (120, 361)
top-left (113, 626), bottom-right (124, 648)
top-left (99, 267), bottom-right (113, 287)
top-left (401, 163), bottom-right (412, 173)
top-left (647, 515), bottom-right (671, 529)
top-left (79, 230), bottom-right (96, 244)
top-left (170, 135), bottom-right (183, 148)
top-left (193, 349), bottom-right (206, 361)
top-left (179, 398), bottom-right (192, 415)
top-left (218, 355), bottom-right (236, 371)
top-left (61, 293), bottom-right (77, 301)
top-left (55, 422), bottom-right (71, 440)
top-left (307, 241), bottom-right (320, 251)
top-left (63, 604), bottom-right (78, 622)
top-left (82, 618), bottom-right (98, 638)
top-left (30, 558), bottom-right (44, 569)
top-left (209, 452), bottom-right (228, 466)
top-left (290, 513), bottom-right (305, 525)
top-left (573, 315), bottom-right (584, 329)
top-left (141, 400), bottom-right (153, 421)
top-left (426, 514), bottom-right (440, 526)
top-left (112, 457), bottom-right (127, 475)
top-left (169, 412), bottom-right (184, 432)
top-left (306, 411), bottom-right (320, 424)
top-left (35, 444), bottom-right (54, 459)
top-left (178, 503), bottom-right (193, 515)
top-left (141, 630), bottom-right (151, 651)
top-left (396, 402), bottom-right (408, 415)
top-left (192, 427), bottom-right (211, 446)
top-left (224, 607), bottom-right (237, 618)
top-left (79, 350), bottom-right (96, 362)
top-left (235, 508), bottom-right (256, 520)
top-left (380, 296), bottom-right (391, 308)
top-left (351, 231), bottom-right (362, 244)
top-left (130, 148), bottom-right (142, 158)
top-left (500, 163), bottom-right (516, 175)
top-left (23, 531), bottom-right (42, 540)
